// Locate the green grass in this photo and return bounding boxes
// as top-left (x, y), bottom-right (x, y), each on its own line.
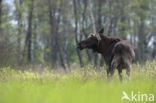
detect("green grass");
top-left (0, 61), bottom-right (156, 103)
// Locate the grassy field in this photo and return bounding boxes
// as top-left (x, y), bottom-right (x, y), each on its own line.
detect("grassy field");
top-left (0, 61), bottom-right (156, 103)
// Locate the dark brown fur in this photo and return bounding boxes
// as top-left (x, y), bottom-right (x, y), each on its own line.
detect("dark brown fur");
top-left (77, 29), bottom-right (135, 81)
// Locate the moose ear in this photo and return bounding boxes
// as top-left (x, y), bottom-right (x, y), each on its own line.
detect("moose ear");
top-left (98, 28), bottom-right (104, 33)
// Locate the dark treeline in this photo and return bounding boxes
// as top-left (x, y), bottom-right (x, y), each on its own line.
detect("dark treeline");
top-left (0, 0), bottom-right (156, 69)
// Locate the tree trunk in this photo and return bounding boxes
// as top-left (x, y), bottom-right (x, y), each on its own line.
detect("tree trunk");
top-left (88, 0), bottom-right (98, 67)
top-left (81, 0), bottom-right (92, 63)
top-left (149, 0), bottom-right (156, 59)
top-left (107, 0), bottom-right (113, 36)
top-left (48, 0), bottom-right (57, 68)
top-left (138, 18), bottom-right (145, 61)
top-left (48, 0), bottom-right (66, 69)
top-left (62, 15), bottom-right (70, 68)
top-left (32, 19), bottom-right (37, 62)
top-left (96, 0), bottom-right (105, 67)
top-left (17, 0), bottom-right (23, 64)
top-left (25, 0), bottom-right (34, 62)
top-left (154, 0), bottom-right (156, 41)
top-left (0, 0), bottom-right (2, 27)
top-left (73, 0), bottom-right (83, 67)
top-left (55, 4), bottom-right (66, 69)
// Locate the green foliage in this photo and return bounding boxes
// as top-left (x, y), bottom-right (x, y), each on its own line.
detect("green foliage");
top-left (0, 61), bottom-right (156, 103)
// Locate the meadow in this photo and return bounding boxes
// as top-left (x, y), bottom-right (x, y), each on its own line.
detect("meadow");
top-left (0, 61), bottom-right (156, 103)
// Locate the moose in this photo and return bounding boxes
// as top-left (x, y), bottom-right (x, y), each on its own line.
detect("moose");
top-left (77, 28), bottom-right (135, 81)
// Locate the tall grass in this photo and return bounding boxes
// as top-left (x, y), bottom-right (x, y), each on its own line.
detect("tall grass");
top-left (0, 61), bottom-right (156, 103)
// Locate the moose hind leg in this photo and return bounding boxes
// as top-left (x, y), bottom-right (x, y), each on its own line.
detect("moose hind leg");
top-left (110, 64), bottom-right (115, 76)
top-left (126, 66), bottom-right (130, 81)
top-left (109, 61), bottom-right (116, 78)
top-left (107, 69), bottom-right (110, 82)
top-left (107, 65), bottom-right (115, 82)
top-left (110, 57), bottom-right (119, 76)
top-left (118, 68), bottom-right (122, 82)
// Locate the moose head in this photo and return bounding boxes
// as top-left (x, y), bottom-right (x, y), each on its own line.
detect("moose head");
top-left (77, 28), bottom-right (104, 51)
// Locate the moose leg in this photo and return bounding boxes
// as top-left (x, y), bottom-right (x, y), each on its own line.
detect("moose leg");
top-left (109, 63), bottom-right (116, 82)
top-left (106, 68), bottom-right (111, 82)
top-left (118, 69), bottom-right (122, 82)
top-left (126, 67), bottom-right (130, 81)
top-left (110, 63), bottom-right (115, 76)
top-left (106, 64), bottom-right (115, 82)
top-left (108, 56), bottom-right (119, 81)
top-left (109, 57), bottom-right (118, 76)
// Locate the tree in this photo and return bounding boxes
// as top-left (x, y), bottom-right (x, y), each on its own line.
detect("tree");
top-left (24, 0), bottom-right (34, 62)
top-left (73, 0), bottom-right (83, 67)
top-left (14, 0), bottom-right (25, 64)
top-left (48, 0), bottom-right (66, 69)
top-left (0, 0), bottom-right (2, 26)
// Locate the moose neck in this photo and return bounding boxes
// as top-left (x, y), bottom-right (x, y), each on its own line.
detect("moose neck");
top-left (96, 35), bottom-right (121, 62)
top-left (97, 36), bottom-right (110, 53)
